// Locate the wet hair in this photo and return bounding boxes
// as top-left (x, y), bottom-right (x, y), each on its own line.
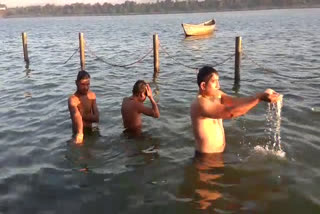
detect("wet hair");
top-left (76, 70), bottom-right (90, 82)
top-left (197, 66), bottom-right (218, 87)
top-left (132, 80), bottom-right (147, 96)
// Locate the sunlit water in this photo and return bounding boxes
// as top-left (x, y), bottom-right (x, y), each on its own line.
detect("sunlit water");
top-left (256, 97), bottom-right (285, 157)
top-left (0, 8), bottom-right (320, 213)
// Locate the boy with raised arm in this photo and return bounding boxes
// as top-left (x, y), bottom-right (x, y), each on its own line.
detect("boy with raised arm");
top-left (68, 70), bottom-right (99, 144)
top-left (191, 66), bottom-right (282, 154)
top-left (121, 80), bottom-right (160, 135)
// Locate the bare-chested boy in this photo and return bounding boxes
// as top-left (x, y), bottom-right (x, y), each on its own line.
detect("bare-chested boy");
top-left (121, 80), bottom-right (160, 135)
top-left (68, 70), bottom-right (99, 144)
top-left (191, 66), bottom-right (282, 154)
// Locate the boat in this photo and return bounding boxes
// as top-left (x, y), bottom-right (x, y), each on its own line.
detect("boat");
top-left (181, 19), bottom-right (216, 37)
top-left (0, 4), bottom-right (7, 18)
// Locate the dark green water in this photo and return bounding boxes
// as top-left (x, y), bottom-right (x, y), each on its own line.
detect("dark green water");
top-left (0, 8), bottom-right (320, 213)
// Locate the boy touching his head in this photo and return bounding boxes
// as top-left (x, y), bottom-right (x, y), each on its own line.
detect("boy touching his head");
top-left (121, 80), bottom-right (160, 135)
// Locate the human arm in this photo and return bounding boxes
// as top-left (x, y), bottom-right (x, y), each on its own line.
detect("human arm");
top-left (138, 84), bottom-right (160, 118)
top-left (68, 96), bottom-right (83, 144)
top-left (221, 89), bottom-right (280, 107)
top-left (221, 90), bottom-right (259, 107)
top-left (201, 96), bottom-right (260, 119)
top-left (201, 89), bottom-right (281, 119)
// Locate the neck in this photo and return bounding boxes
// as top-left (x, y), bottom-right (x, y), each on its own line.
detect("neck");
top-left (130, 95), bottom-right (141, 102)
top-left (75, 91), bottom-right (84, 96)
top-left (198, 90), bottom-right (221, 99)
top-left (198, 91), bottom-right (210, 98)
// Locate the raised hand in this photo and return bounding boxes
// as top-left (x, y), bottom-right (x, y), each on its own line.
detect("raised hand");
top-left (146, 84), bottom-right (153, 98)
top-left (260, 89), bottom-right (282, 103)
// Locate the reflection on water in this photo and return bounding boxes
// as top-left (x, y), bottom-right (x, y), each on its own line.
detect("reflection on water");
top-left (122, 131), bottom-right (160, 166)
top-left (151, 76), bottom-right (160, 103)
top-left (183, 33), bottom-right (215, 41)
top-left (24, 92), bottom-right (32, 98)
top-left (65, 127), bottom-right (160, 176)
top-left (178, 152), bottom-right (225, 210)
top-left (24, 64), bottom-right (31, 78)
top-left (1, 8), bottom-right (320, 213)
top-left (177, 151), bottom-right (293, 213)
top-left (65, 128), bottom-right (101, 173)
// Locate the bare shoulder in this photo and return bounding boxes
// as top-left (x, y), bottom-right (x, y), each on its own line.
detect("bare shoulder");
top-left (122, 97), bottom-right (131, 106)
top-left (191, 96), bottom-right (202, 116)
top-left (191, 97), bottom-right (199, 109)
top-left (197, 95), bottom-right (209, 107)
top-left (122, 97), bottom-right (138, 108)
top-left (198, 95), bottom-right (222, 113)
top-left (87, 90), bottom-right (96, 100)
top-left (68, 94), bottom-right (80, 106)
top-left (122, 97), bottom-right (129, 102)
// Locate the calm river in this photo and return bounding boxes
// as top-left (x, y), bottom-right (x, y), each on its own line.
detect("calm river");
top-left (0, 8), bottom-right (319, 214)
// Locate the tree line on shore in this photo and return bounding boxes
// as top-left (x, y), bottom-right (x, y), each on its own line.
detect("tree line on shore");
top-left (4, 0), bottom-right (320, 17)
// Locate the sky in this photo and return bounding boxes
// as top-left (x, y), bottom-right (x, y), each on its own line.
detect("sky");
top-left (1, 0), bottom-right (151, 8)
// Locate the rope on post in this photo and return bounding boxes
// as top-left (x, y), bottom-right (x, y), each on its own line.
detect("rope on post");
top-left (242, 52), bottom-right (270, 72)
top-left (86, 43), bottom-right (153, 68)
top-left (159, 44), bottom-right (198, 70)
top-left (213, 54), bottom-right (235, 67)
top-left (242, 51), bottom-right (320, 80)
top-left (64, 48), bottom-right (80, 64)
top-left (160, 43), bottom-right (235, 71)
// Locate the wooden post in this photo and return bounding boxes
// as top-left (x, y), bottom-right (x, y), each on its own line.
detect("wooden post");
top-left (153, 34), bottom-right (160, 75)
top-left (234, 36), bottom-right (242, 86)
top-left (22, 32), bottom-right (29, 64)
top-left (79, 33), bottom-right (85, 71)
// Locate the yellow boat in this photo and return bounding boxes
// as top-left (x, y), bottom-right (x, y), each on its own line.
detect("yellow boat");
top-left (182, 19), bottom-right (216, 37)
top-left (0, 4), bottom-right (7, 18)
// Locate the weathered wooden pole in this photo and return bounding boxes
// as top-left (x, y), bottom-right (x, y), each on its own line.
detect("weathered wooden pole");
top-left (79, 33), bottom-right (85, 71)
top-left (153, 34), bottom-right (160, 75)
top-left (22, 32), bottom-right (30, 64)
top-left (234, 36), bottom-right (242, 86)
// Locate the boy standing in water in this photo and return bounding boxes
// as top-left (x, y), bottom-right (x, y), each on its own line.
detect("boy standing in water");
top-left (190, 66), bottom-right (282, 154)
top-left (121, 80), bottom-right (160, 135)
top-left (68, 70), bottom-right (99, 144)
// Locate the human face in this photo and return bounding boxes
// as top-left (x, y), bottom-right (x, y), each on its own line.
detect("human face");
top-left (76, 78), bottom-right (90, 95)
top-left (138, 91), bottom-right (147, 102)
top-left (203, 73), bottom-right (220, 96)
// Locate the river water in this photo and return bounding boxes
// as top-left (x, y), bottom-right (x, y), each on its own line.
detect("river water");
top-left (0, 8), bottom-right (319, 214)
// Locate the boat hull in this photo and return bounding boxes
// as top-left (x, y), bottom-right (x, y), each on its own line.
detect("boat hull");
top-left (0, 11), bottom-right (6, 18)
top-left (182, 19), bottom-right (216, 37)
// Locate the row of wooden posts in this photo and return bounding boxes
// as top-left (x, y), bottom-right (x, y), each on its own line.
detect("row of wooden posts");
top-left (21, 32), bottom-right (242, 87)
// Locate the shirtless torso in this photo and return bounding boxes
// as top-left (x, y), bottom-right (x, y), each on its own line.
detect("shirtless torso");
top-left (68, 87), bottom-right (99, 144)
top-left (121, 97), bottom-right (143, 131)
top-left (69, 91), bottom-right (97, 131)
top-left (121, 83), bottom-right (160, 135)
top-left (191, 93), bottom-right (226, 153)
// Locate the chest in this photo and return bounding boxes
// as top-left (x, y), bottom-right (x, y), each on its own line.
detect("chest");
top-left (77, 96), bottom-right (93, 112)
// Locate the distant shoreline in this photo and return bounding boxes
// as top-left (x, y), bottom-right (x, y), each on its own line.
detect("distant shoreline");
top-left (3, 5), bottom-right (320, 19)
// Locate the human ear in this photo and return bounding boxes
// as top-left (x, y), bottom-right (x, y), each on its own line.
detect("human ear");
top-left (200, 82), bottom-right (206, 91)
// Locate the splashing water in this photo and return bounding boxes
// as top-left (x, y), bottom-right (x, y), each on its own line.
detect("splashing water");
top-left (255, 96), bottom-right (285, 158)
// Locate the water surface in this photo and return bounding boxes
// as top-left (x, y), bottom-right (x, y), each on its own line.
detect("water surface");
top-left (0, 8), bottom-right (320, 213)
